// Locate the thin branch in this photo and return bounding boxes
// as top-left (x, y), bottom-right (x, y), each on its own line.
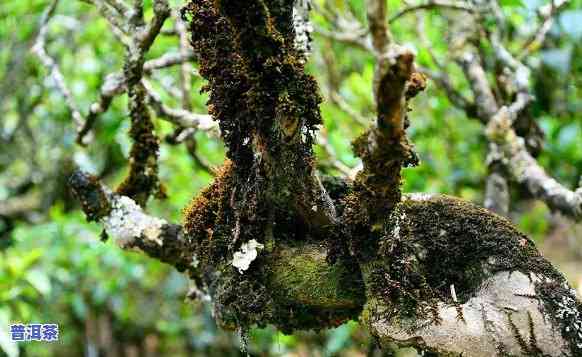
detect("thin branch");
top-left (328, 91), bottom-right (370, 126)
top-left (458, 51), bottom-right (499, 121)
top-left (484, 163), bottom-right (510, 216)
top-left (419, 66), bottom-right (479, 119)
top-left (316, 131), bottom-right (353, 177)
top-left (487, 108), bottom-right (582, 220)
top-left (32, 0), bottom-right (84, 130)
top-left (143, 80), bottom-right (217, 131)
top-left (314, 24), bottom-right (373, 52)
top-left (68, 170), bottom-right (194, 269)
top-left (104, 0), bottom-right (130, 17)
top-left (365, 0), bottom-right (391, 54)
top-left (518, 0), bottom-right (570, 60)
top-left (389, 0), bottom-right (474, 24)
top-left (76, 51), bottom-right (197, 143)
top-left (82, 0), bottom-right (132, 46)
top-left (139, 0), bottom-right (170, 51)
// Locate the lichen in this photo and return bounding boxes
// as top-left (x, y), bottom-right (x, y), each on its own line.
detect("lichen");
top-left (102, 195), bottom-right (166, 247)
top-left (232, 239), bottom-right (264, 273)
top-left (536, 280), bottom-right (582, 356)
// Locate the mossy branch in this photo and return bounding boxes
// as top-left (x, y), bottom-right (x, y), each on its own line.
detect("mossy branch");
top-left (71, 169), bottom-right (582, 355)
top-left (65, 1), bottom-right (582, 356)
top-left (351, 0), bottom-right (426, 221)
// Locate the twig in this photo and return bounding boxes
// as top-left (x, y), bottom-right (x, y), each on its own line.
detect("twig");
top-left (314, 25), bottom-right (373, 52)
top-left (316, 131), bottom-right (352, 176)
top-left (76, 51), bottom-right (197, 143)
top-left (32, 0), bottom-right (84, 130)
top-left (143, 80), bottom-right (216, 131)
top-left (139, 0), bottom-right (170, 51)
top-left (366, 0), bottom-right (391, 54)
top-left (518, 0), bottom-right (570, 60)
top-left (389, 0), bottom-right (474, 24)
top-left (458, 52), bottom-right (498, 121)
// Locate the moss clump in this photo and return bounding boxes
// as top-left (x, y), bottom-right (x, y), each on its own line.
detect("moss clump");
top-left (181, 0), bottom-right (334, 334)
top-left (211, 241), bottom-right (365, 333)
top-left (182, 161), bottom-right (234, 269)
top-left (116, 83), bottom-right (162, 207)
top-left (68, 171), bottom-right (111, 221)
top-left (267, 242), bottom-right (365, 310)
top-left (348, 53), bottom-right (422, 223)
top-left (358, 194), bottom-right (567, 329)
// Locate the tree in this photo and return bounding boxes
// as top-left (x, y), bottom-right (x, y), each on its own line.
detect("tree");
top-left (22, 0), bottom-right (582, 355)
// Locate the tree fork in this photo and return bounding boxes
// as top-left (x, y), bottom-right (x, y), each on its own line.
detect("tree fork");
top-left (68, 0), bottom-right (582, 355)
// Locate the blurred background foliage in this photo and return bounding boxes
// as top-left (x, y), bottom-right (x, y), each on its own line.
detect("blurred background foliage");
top-left (0, 0), bottom-right (581, 355)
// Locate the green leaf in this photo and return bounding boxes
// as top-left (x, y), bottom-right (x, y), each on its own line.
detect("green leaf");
top-left (499, 0), bottom-right (524, 7)
top-left (25, 269), bottom-right (51, 297)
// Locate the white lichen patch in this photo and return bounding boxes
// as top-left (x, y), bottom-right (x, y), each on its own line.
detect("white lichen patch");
top-left (191, 255), bottom-right (199, 268)
top-left (292, 0), bottom-right (313, 59)
top-left (391, 211), bottom-right (406, 239)
top-left (232, 239), bottom-right (264, 274)
top-left (554, 292), bottom-right (582, 350)
top-left (101, 195), bottom-right (166, 248)
top-left (404, 192), bottom-right (436, 202)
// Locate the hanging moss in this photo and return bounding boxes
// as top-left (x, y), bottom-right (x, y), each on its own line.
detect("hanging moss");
top-left (116, 83), bottom-right (162, 207)
top-left (182, 161), bottom-right (235, 269)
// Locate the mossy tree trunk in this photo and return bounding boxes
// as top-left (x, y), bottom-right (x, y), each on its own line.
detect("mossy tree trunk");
top-left (69, 0), bottom-right (582, 356)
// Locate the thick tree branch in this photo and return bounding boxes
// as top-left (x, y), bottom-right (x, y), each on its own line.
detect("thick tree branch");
top-left (68, 171), bottom-right (194, 270)
top-left (71, 164), bottom-right (582, 356)
top-left (350, 0), bottom-right (425, 219)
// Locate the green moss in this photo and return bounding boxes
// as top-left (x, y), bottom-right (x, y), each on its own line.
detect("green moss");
top-left (116, 83), bottom-right (162, 207)
top-left (357, 194), bottom-right (570, 332)
top-left (181, 0), bottom-right (334, 333)
top-left (267, 242), bottom-right (365, 309)
top-left (182, 161), bottom-right (234, 269)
